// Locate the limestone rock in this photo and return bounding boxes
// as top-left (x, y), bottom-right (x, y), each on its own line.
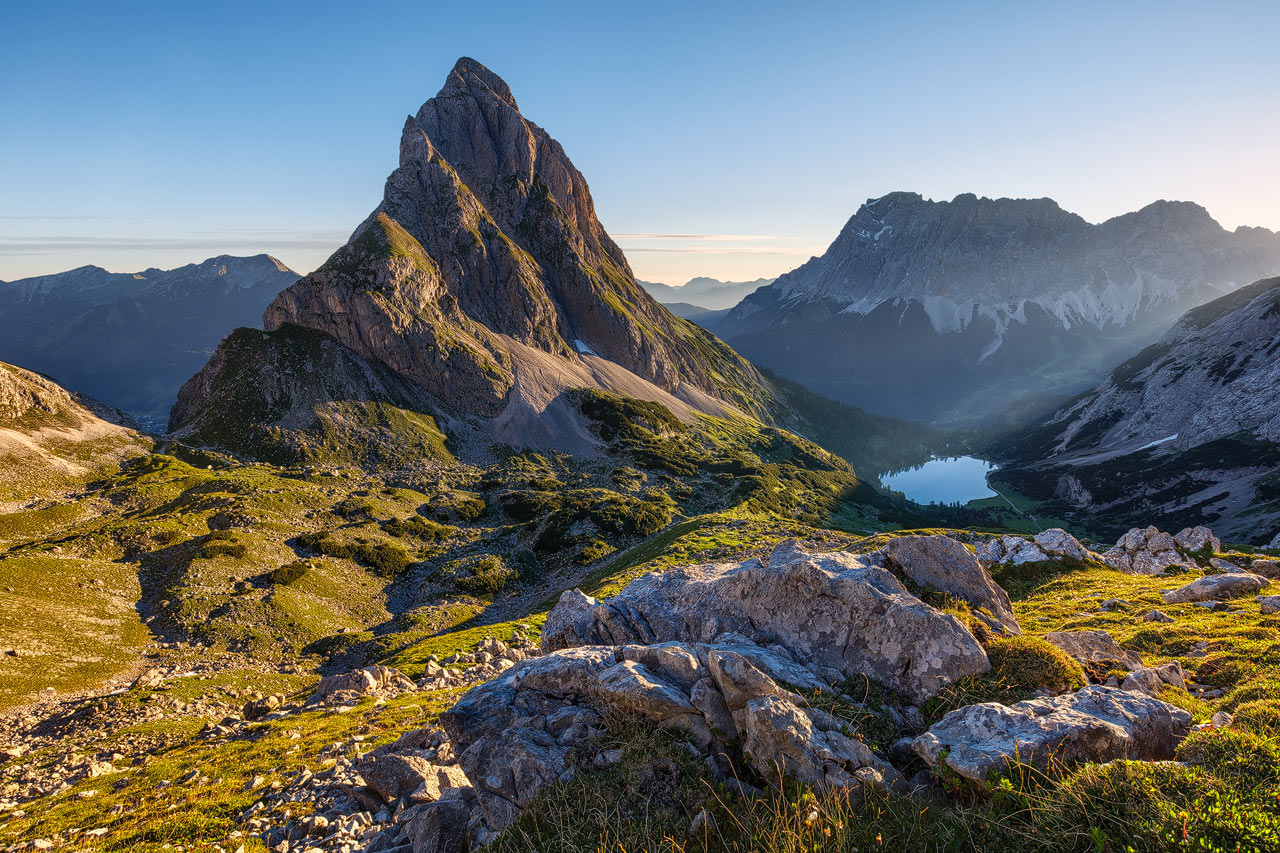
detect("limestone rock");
top-left (1103, 527), bottom-right (1198, 575)
top-left (913, 686), bottom-right (1193, 781)
top-left (975, 535), bottom-right (1049, 565)
top-left (1210, 558), bottom-right (1246, 573)
top-left (442, 639), bottom-right (905, 838)
top-left (1044, 630), bottom-right (1142, 671)
top-left (882, 535), bottom-right (1019, 634)
top-left (1161, 573), bottom-right (1270, 604)
top-left (1174, 526), bottom-right (1220, 554)
top-left (1250, 559), bottom-right (1280, 579)
top-left (1142, 609), bottom-right (1174, 623)
top-left (1033, 528), bottom-right (1090, 561)
top-left (541, 542), bottom-right (989, 702)
top-left (1257, 595), bottom-right (1280, 615)
top-left (312, 665), bottom-right (415, 703)
top-left (1121, 662), bottom-right (1186, 696)
top-left (404, 786), bottom-right (476, 853)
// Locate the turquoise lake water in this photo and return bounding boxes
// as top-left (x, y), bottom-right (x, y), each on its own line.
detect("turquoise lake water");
top-left (880, 456), bottom-right (998, 505)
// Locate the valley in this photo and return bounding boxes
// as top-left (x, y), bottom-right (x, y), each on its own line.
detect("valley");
top-left (1, 30), bottom-right (1279, 853)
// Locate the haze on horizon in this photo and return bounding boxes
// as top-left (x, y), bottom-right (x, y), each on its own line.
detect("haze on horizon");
top-left (1, 0), bottom-right (1277, 285)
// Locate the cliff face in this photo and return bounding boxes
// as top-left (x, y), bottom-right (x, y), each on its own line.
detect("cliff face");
top-left (718, 192), bottom-right (1280, 425)
top-left (991, 277), bottom-right (1280, 542)
top-left (260, 58), bottom-right (770, 421)
top-left (1045, 277), bottom-right (1280, 455)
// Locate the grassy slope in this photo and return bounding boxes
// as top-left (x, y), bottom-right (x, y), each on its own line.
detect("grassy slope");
top-left (3, 389), bottom-right (1279, 849)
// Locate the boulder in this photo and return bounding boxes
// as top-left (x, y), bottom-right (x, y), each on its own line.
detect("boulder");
top-left (541, 542), bottom-right (989, 703)
top-left (975, 535), bottom-right (1049, 566)
top-left (404, 786), bottom-right (477, 853)
top-left (1174, 526), bottom-right (1220, 554)
top-left (357, 753), bottom-right (466, 804)
top-left (1103, 526), bottom-right (1198, 575)
top-left (1044, 630), bottom-right (1142, 671)
top-left (1258, 595), bottom-right (1280, 615)
top-left (1142, 609), bottom-right (1174, 623)
top-left (1210, 558), bottom-right (1246, 573)
top-left (441, 639), bottom-right (904, 838)
top-left (1161, 573), bottom-right (1270, 604)
top-left (882, 535), bottom-right (1019, 634)
top-left (1033, 529), bottom-right (1090, 561)
top-left (1121, 662), bottom-right (1186, 696)
top-left (312, 665), bottom-right (415, 703)
top-left (1250, 560), bottom-right (1280, 580)
top-left (913, 686), bottom-right (1192, 781)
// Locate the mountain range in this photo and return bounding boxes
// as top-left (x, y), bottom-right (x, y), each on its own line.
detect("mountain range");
top-left (718, 192), bottom-right (1280, 426)
top-left (992, 276), bottom-right (1280, 541)
top-left (640, 276), bottom-right (775, 311)
top-left (0, 255), bottom-right (298, 424)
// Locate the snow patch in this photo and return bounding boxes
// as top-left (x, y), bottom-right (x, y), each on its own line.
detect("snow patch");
top-left (573, 339), bottom-right (599, 356)
top-left (1136, 434), bottom-right (1178, 451)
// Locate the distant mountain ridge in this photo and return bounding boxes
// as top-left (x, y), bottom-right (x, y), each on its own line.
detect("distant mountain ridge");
top-left (718, 192), bottom-right (1280, 425)
top-left (171, 58), bottom-right (776, 464)
top-left (641, 276), bottom-right (775, 311)
top-left (0, 255), bottom-right (298, 423)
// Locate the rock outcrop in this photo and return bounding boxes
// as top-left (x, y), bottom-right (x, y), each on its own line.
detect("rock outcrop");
top-left (1103, 527), bottom-right (1199, 575)
top-left (913, 686), bottom-right (1193, 781)
top-left (1044, 630), bottom-right (1142, 673)
top-left (541, 541), bottom-right (990, 702)
top-left (440, 641), bottom-right (907, 840)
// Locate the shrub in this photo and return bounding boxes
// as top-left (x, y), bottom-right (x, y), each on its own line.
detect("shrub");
top-left (198, 531), bottom-right (247, 559)
top-left (1177, 728), bottom-right (1280, 787)
top-left (295, 532), bottom-right (412, 579)
top-left (986, 635), bottom-right (1086, 693)
top-left (442, 554), bottom-right (518, 595)
top-left (261, 561), bottom-right (308, 586)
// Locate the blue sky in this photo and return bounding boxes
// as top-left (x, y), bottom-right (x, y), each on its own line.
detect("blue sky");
top-left (2, 0), bottom-right (1277, 284)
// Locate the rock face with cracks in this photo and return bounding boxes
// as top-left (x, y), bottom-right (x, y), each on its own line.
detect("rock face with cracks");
top-left (1104, 526), bottom-right (1200, 574)
top-left (440, 641), bottom-right (907, 841)
top-left (913, 685), bottom-right (1193, 781)
top-left (882, 534), bottom-right (1020, 634)
top-left (540, 541), bottom-right (990, 702)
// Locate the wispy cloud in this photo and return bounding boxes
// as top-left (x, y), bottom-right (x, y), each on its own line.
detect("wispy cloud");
top-left (621, 245), bottom-right (822, 255)
top-left (613, 232), bottom-right (806, 241)
top-left (0, 230), bottom-right (349, 256)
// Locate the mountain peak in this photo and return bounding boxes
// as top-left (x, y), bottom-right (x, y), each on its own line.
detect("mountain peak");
top-left (175, 59), bottom-right (773, 457)
top-left (441, 56), bottom-right (518, 109)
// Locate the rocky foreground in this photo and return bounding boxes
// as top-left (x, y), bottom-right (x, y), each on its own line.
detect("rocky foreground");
top-left (2, 523), bottom-right (1277, 852)
top-left (272, 527), bottom-right (1274, 852)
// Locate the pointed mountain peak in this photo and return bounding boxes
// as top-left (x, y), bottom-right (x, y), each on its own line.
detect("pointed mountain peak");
top-left (170, 58), bottom-right (774, 456)
top-left (439, 56), bottom-right (519, 109)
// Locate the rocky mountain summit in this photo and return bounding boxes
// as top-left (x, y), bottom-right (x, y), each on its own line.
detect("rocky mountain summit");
top-left (992, 277), bottom-right (1280, 542)
top-left (172, 58), bottom-right (772, 463)
top-left (718, 192), bottom-right (1280, 424)
top-left (0, 255), bottom-right (297, 423)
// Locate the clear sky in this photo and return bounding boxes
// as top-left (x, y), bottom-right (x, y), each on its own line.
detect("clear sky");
top-left (2, 0), bottom-right (1277, 285)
